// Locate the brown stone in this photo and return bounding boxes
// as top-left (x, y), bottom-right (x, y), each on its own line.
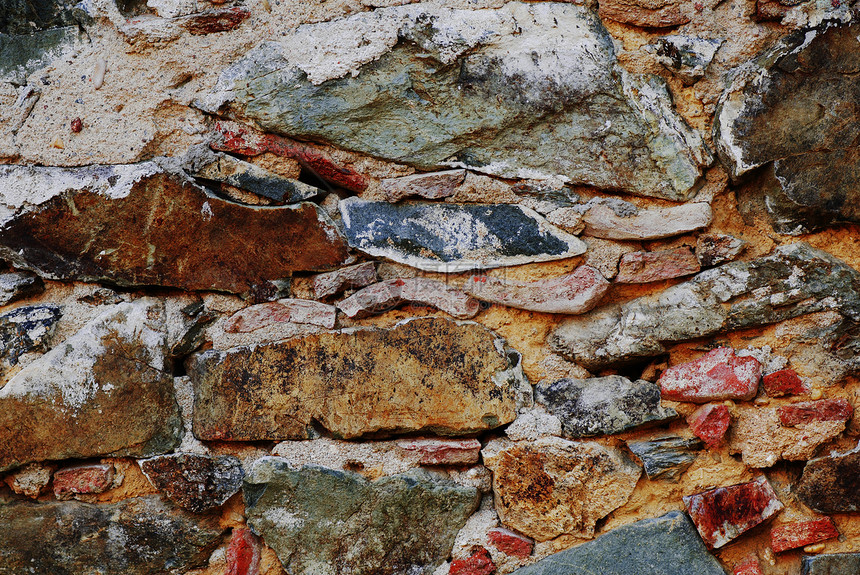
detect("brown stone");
top-left (615, 247), bottom-right (701, 284)
top-left (224, 299), bottom-right (337, 333)
top-left (312, 262), bottom-right (379, 299)
top-left (598, 0), bottom-right (690, 27)
top-left (188, 317), bottom-right (530, 440)
top-left (53, 463), bottom-right (115, 500)
top-left (182, 7), bottom-right (250, 34)
top-left (795, 450), bottom-right (860, 513)
top-left (337, 278), bottom-right (481, 319)
top-left (381, 169), bottom-right (466, 202)
top-left (139, 453), bottom-right (244, 513)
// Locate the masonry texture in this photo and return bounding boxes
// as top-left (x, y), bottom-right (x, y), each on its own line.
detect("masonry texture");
top-left (1, 1), bottom-right (859, 574)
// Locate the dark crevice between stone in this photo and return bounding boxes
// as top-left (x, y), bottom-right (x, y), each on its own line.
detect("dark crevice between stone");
top-left (115, 0), bottom-right (154, 18)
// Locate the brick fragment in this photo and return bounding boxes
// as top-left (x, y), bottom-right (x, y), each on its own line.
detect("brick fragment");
top-left (615, 247), bottom-right (700, 284)
top-left (450, 547), bottom-right (495, 575)
top-left (771, 518), bottom-right (839, 553)
top-left (733, 554), bottom-right (764, 575)
top-left (687, 403), bottom-right (731, 448)
top-left (396, 438), bottom-right (481, 465)
top-left (53, 463), bottom-right (115, 500)
top-left (227, 528), bottom-right (261, 575)
top-left (487, 527), bottom-right (534, 559)
top-left (659, 347), bottom-right (761, 403)
top-left (778, 398), bottom-right (853, 427)
top-left (763, 368), bottom-right (806, 397)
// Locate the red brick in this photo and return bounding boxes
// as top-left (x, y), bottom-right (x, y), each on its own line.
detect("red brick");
top-left (226, 528), bottom-right (261, 575)
top-left (615, 247), bottom-right (701, 284)
top-left (396, 438), bottom-right (481, 465)
top-left (733, 554), bottom-right (764, 575)
top-left (778, 398), bottom-right (853, 427)
top-left (52, 463), bottom-right (115, 499)
top-left (450, 547), bottom-right (495, 575)
top-left (771, 518), bottom-right (839, 553)
top-left (659, 347), bottom-right (761, 403)
top-left (686, 403), bottom-right (731, 448)
top-left (487, 527), bottom-right (533, 559)
top-left (762, 369), bottom-right (806, 397)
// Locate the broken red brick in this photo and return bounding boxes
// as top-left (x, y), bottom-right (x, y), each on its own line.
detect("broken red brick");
top-left (771, 517), bottom-right (839, 553)
top-left (227, 528), bottom-right (261, 575)
top-left (487, 527), bottom-right (534, 559)
top-left (778, 398), bottom-right (853, 427)
top-left (450, 547), bottom-right (495, 575)
top-left (615, 246), bottom-right (701, 284)
top-left (52, 463), bottom-right (115, 500)
top-left (733, 554), bottom-right (764, 575)
top-left (659, 347), bottom-right (761, 403)
top-left (182, 8), bottom-right (250, 35)
top-left (683, 476), bottom-right (783, 549)
top-left (224, 299), bottom-right (337, 333)
top-left (396, 438), bottom-right (481, 465)
top-left (686, 403), bottom-right (731, 448)
top-left (762, 368), bottom-right (806, 397)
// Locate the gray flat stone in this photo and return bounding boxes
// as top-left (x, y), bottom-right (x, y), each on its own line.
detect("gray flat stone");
top-left (0, 304), bottom-right (60, 370)
top-left (627, 436), bottom-right (703, 481)
top-left (802, 553), bottom-right (860, 575)
top-left (0, 26), bottom-right (79, 85)
top-left (0, 271), bottom-right (43, 306)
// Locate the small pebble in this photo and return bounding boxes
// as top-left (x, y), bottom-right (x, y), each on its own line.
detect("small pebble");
top-left (50, 136), bottom-right (64, 149)
top-left (810, 388), bottom-right (823, 400)
top-left (804, 543), bottom-right (826, 554)
top-left (754, 397), bottom-right (770, 406)
top-left (71, 118), bottom-right (82, 133)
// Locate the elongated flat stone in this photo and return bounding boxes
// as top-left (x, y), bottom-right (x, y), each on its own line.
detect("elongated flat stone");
top-left (615, 247), bottom-right (701, 284)
top-left (795, 450), bottom-right (860, 513)
top-left (582, 201), bottom-right (712, 240)
top-left (627, 436), bottom-right (702, 481)
top-left (0, 496), bottom-right (224, 575)
top-left (224, 299), bottom-right (337, 332)
top-left (188, 317), bottom-right (530, 440)
top-left (200, 2), bottom-right (710, 200)
top-left (0, 163), bottom-right (348, 293)
top-left (244, 457), bottom-right (479, 575)
top-left (659, 347), bottom-right (761, 403)
top-left (536, 376), bottom-right (677, 438)
top-left (311, 262), bottom-right (379, 299)
top-left (509, 511), bottom-right (724, 575)
top-left (0, 300), bottom-right (182, 473)
top-left (771, 518), bottom-right (839, 553)
top-left (802, 553), bottom-right (860, 575)
top-left (340, 199), bottom-right (586, 272)
top-left (337, 278), bottom-right (480, 319)
top-left (140, 453), bottom-right (244, 513)
top-left (381, 170), bottom-right (465, 202)
top-left (778, 398), bottom-right (853, 426)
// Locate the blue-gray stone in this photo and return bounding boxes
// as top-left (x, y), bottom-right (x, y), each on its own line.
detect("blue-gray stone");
top-left (0, 26), bottom-right (78, 85)
top-left (0, 304), bottom-right (61, 369)
top-left (627, 436), bottom-right (703, 481)
top-left (802, 553), bottom-right (860, 575)
top-left (510, 511), bottom-right (724, 575)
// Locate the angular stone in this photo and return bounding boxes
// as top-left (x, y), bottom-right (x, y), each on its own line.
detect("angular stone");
top-left (778, 398), bottom-right (853, 427)
top-left (0, 163), bottom-right (349, 293)
top-left (2, 462), bottom-right (53, 498)
top-left (0, 271), bottom-right (43, 306)
top-left (762, 368), bottom-right (806, 397)
top-left (771, 518), bottom-right (839, 553)
top-left (464, 266), bottom-right (609, 315)
top-left (381, 170), bottom-right (465, 202)
top-left (181, 7), bottom-right (250, 35)
top-left (312, 262), bottom-right (379, 299)
top-left (244, 457), bottom-right (479, 575)
top-left (687, 404), bottom-right (731, 448)
top-left (0, 26), bottom-right (79, 85)
top-left (340, 199), bottom-right (586, 273)
top-left (0, 304), bottom-right (61, 369)
top-left (684, 477), bottom-right (783, 549)
top-left (337, 278), bottom-right (481, 319)
top-left (802, 553), bottom-right (860, 575)
top-left (482, 437), bottom-right (641, 541)
top-left (0, 300), bottom-right (182, 473)
top-left (536, 376), bottom-right (677, 438)
top-left (544, 208), bottom-right (585, 235)
top-left (598, 0), bottom-right (689, 27)
top-left (659, 348), bottom-right (761, 403)
top-left (0, 496), bottom-right (225, 574)
top-left (733, 555), bottom-right (764, 575)
top-left (395, 439), bottom-right (481, 466)
top-left (188, 316), bottom-right (530, 440)
top-left (551, 243), bottom-right (860, 369)
top-left (581, 200), bottom-right (712, 240)
top-left (450, 547), bottom-right (495, 575)
top-left (487, 527), bottom-right (533, 560)
top-left (627, 436), bottom-right (702, 482)
top-left (616, 247), bottom-right (701, 284)
top-left (201, 3), bottom-right (710, 200)
top-left (509, 511), bottom-right (725, 575)
top-left (224, 299), bottom-right (336, 333)
top-left (696, 233), bottom-right (747, 267)
top-left (140, 453), bottom-right (244, 513)
top-left (226, 528), bottom-right (261, 575)
top-left (795, 450), bottom-right (860, 513)
top-left (648, 36), bottom-right (723, 85)
top-left (52, 463), bottom-right (115, 500)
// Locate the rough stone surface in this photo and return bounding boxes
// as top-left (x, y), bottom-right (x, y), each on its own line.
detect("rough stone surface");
top-left (2, 462), bottom-right (53, 498)
top-left (381, 170), bottom-right (465, 202)
top-left (140, 453), bottom-right (244, 513)
top-left (771, 518), bottom-right (839, 553)
top-left (795, 450), bottom-right (860, 513)
top-left (778, 398), bottom-right (853, 427)
top-left (188, 317), bottom-right (530, 440)
top-left (224, 299), bottom-right (337, 333)
top-left (337, 278), bottom-right (481, 319)
top-left (482, 437), bottom-right (641, 541)
top-left (660, 347), bottom-right (761, 403)
top-left (202, 3), bottom-right (711, 200)
top-left (598, 0), bottom-right (690, 27)
top-left (615, 246), bottom-right (701, 284)
top-left (734, 555), bottom-right (765, 575)
top-left (802, 553), bottom-right (860, 575)
top-left (311, 262), bottom-right (379, 300)
top-left (0, 304), bottom-right (61, 370)
top-left (53, 463), bottom-right (115, 500)
top-left (487, 527), bottom-right (533, 560)
top-left (339, 199), bottom-right (586, 273)
top-left (244, 457), bottom-right (479, 575)
top-left (464, 266), bottom-right (609, 315)
top-left (581, 201), bottom-right (712, 240)
top-left (0, 271), bottom-right (43, 306)
top-left (449, 547), bottom-right (495, 575)
top-left (396, 438), bottom-right (481, 466)
top-left (0, 495), bottom-right (225, 574)
top-left (696, 234), bottom-right (747, 267)
top-left (684, 477), bottom-right (784, 549)
top-left (648, 36), bottom-right (723, 85)
top-left (627, 436), bottom-right (702, 482)
top-left (763, 368), bottom-right (807, 397)
top-left (536, 375), bottom-right (677, 438)
top-left (226, 528), bottom-right (261, 575)
top-left (508, 511), bottom-right (725, 575)
top-left (0, 163), bottom-right (349, 292)
top-left (0, 300), bottom-right (182, 473)
top-left (687, 403), bottom-right (731, 448)
top-left (0, 26), bottom-right (79, 85)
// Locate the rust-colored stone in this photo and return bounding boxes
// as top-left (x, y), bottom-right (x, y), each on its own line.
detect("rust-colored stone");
top-left (226, 528), bottom-right (261, 575)
top-left (53, 463), bottom-right (115, 500)
top-left (182, 8), bottom-right (250, 35)
top-left (771, 518), bottom-right (839, 553)
top-left (687, 403), bottom-right (731, 448)
top-left (615, 247), bottom-right (701, 284)
top-left (778, 398), bottom-right (853, 427)
top-left (598, 0), bottom-right (690, 27)
top-left (449, 548), bottom-right (495, 575)
top-left (659, 347), bottom-right (761, 403)
top-left (733, 554), bottom-right (764, 575)
top-left (762, 368), bottom-right (806, 397)
top-left (487, 527), bottom-right (533, 559)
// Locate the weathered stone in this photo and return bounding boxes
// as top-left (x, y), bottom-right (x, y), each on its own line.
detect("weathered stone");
top-left (552, 242), bottom-right (860, 369)
top-left (0, 163), bottom-right (349, 292)
top-left (627, 436), bottom-right (702, 481)
top-left (684, 477), bottom-right (783, 549)
top-left (544, 208), bottom-right (585, 235)
top-left (778, 398), bottom-right (853, 427)
top-left (224, 299), bottom-right (336, 333)
top-left (0, 496), bottom-right (225, 574)
top-left (504, 407), bottom-right (563, 441)
top-left (581, 200), bottom-right (712, 240)
top-left (140, 453), bottom-right (244, 513)
top-left (226, 528), bottom-right (261, 575)
top-left (648, 36), bottom-right (724, 85)
top-left (598, 0), bottom-right (690, 27)
top-left (189, 316), bottom-right (530, 440)
top-left (53, 463), bottom-right (115, 500)
top-left (339, 199), bottom-right (586, 273)
top-left (0, 26), bottom-right (79, 85)
top-left (733, 555), bottom-right (765, 575)
top-left (381, 170), bottom-right (465, 202)
top-left (536, 376), bottom-right (677, 438)
top-left (312, 262), bottom-right (379, 299)
top-left (0, 300), bottom-right (182, 473)
top-left (482, 437), bottom-right (641, 541)
top-left (244, 457), bottom-right (479, 575)
top-left (181, 7), bottom-right (250, 34)
top-left (763, 368), bottom-right (807, 397)
top-left (201, 3), bottom-right (711, 200)
top-left (450, 547), bottom-right (495, 575)
top-left (396, 438), bottom-right (481, 466)
top-left (464, 266), bottom-right (609, 315)
top-left (771, 518), bottom-right (839, 553)
top-left (337, 278), bottom-right (481, 319)
top-left (615, 246), bottom-right (701, 284)
top-left (659, 347), bottom-right (761, 403)
top-left (696, 233), bottom-right (747, 267)
top-left (0, 271), bottom-right (43, 306)
top-left (0, 0), bottom-right (82, 35)
top-left (0, 304), bottom-right (60, 370)
top-left (802, 552), bottom-right (860, 575)
top-left (487, 527), bottom-right (533, 560)
top-left (795, 450), bottom-right (860, 513)
top-left (687, 403), bottom-right (731, 448)
top-left (716, 21), bottom-right (860, 234)
top-left (509, 511), bottom-right (725, 575)
top-left (2, 462), bottom-right (53, 498)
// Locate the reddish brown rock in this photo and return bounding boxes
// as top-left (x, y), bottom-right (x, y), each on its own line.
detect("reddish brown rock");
top-left (778, 399), bottom-right (853, 427)
top-left (771, 518), bottom-right (839, 553)
top-left (615, 247), bottom-right (701, 284)
top-left (733, 554), bottom-right (764, 575)
top-left (687, 404), bottom-right (731, 448)
top-left (450, 547), bottom-right (495, 575)
top-left (53, 463), bottom-right (115, 500)
top-left (381, 170), bottom-right (465, 202)
top-left (224, 299), bottom-right (336, 333)
top-left (696, 234), bottom-right (747, 267)
top-left (182, 7), bottom-right (250, 34)
top-left (227, 528), bottom-right (261, 575)
top-left (487, 527), bottom-right (533, 559)
top-left (312, 262), bottom-right (379, 299)
top-left (659, 347), bottom-right (761, 403)
top-left (139, 453), bottom-right (244, 513)
top-left (598, 0), bottom-right (690, 28)
top-left (337, 278), bottom-right (481, 319)
top-left (396, 438), bottom-right (481, 466)
top-left (684, 477), bottom-right (783, 549)
top-left (762, 368), bottom-right (807, 397)
top-left (463, 266), bottom-right (609, 315)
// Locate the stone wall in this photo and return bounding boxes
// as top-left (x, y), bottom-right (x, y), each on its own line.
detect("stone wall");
top-left (1, 0), bottom-right (859, 574)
